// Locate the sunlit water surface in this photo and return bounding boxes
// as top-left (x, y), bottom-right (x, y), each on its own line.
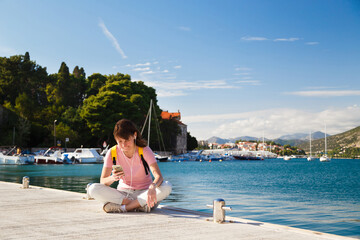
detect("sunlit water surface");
top-left (1, 159), bottom-right (359, 238)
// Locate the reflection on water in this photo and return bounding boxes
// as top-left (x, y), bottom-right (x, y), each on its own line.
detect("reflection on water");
top-left (1, 159), bottom-right (359, 238)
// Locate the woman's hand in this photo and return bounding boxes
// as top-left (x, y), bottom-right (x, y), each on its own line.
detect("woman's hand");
top-left (112, 169), bottom-right (124, 181)
top-left (147, 184), bottom-right (157, 208)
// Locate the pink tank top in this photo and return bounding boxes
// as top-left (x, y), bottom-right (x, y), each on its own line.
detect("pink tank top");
top-left (104, 146), bottom-right (157, 190)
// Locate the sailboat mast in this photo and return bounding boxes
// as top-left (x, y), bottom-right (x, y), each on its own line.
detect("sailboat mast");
top-left (309, 130), bottom-right (312, 157)
top-left (147, 99), bottom-right (152, 145)
top-left (324, 124), bottom-right (327, 155)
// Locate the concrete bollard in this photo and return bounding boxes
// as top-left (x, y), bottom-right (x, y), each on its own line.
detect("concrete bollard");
top-left (85, 183), bottom-right (94, 200)
top-left (207, 198), bottom-right (232, 223)
top-left (22, 176), bottom-right (30, 189)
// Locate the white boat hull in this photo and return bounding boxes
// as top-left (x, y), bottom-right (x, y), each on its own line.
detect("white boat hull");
top-left (78, 157), bottom-right (103, 164)
top-left (34, 156), bottom-right (63, 164)
top-left (0, 153), bottom-right (32, 165)
top-left (320, 156), bottom-right (331, 162)
top-left (62, 148), bottom-right (103, 164)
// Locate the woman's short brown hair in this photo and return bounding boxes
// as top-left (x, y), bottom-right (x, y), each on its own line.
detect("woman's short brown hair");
top-left (113, 119), bottom-right (147, 147)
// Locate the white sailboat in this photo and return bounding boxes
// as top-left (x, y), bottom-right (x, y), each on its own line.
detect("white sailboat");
top-left (283, 155), bottom-right (291, 161)
top-left (307, 131), bottom-right (315, 161)
top-left (319, 124), bottom-right (331, 162)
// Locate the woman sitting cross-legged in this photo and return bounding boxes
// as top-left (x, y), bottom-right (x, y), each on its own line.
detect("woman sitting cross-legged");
top-left (89, 119), bottom-right (172, 213)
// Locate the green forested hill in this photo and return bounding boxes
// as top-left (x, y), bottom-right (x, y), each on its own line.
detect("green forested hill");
top-left (298, 126), bottom-right (360, 157)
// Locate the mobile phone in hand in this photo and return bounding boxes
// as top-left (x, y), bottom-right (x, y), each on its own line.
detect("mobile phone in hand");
top-left (112, 165), bottom-right (123, 172)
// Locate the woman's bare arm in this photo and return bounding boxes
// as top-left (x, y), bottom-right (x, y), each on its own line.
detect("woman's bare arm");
top-left (100, 166), bottom-right (121, 186)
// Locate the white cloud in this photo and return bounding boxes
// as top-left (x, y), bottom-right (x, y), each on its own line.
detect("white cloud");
top-left (236, 80), bottom-right (261, 85)
top-left (156, 90), bottom-right (187, 97)
top-left (135, 62), bottom-right (151, 66)
top-left (183, 106), bottom-right (360, 140)
top-left (305, 86), bottom-right (340, 90)
top-left (144, 79), bottom-right (239, 97)
top-left (98, 19), bottom-right (127, 59)
top-left (124, 62), bottom-right (152, 69)
top-left (142, 70), bottom-right (155, 74)
top-left (159, 75), bottom-right (176, 80)
top-left (162, 70), bottom-right (169, 73)
top-left (147, 79), bottom-right (235, 91)
top-left (234, 72), bottom-right (251, 75)
top-left (174, 65), bottom-right (182, 69)
top-left (235, 67), bottom-right (252, 71)
top-left (274, 38), bottom-right (299, 42)
top-left (306, 42), bottom-right (319, 45)
top-left (133, 67), bottom-right (150, 71)
top-left (179, 26), bottom-right (191, 31)
top-left (241, 36), bottom-right (268, 41)
top-left (286, 90), bottom-right (360, 97)
top-left (242, 36), bottom-right (303, 43)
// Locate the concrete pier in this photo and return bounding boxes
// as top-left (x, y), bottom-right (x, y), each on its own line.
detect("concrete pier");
top-left (0, 181), bottom-right (355, 240)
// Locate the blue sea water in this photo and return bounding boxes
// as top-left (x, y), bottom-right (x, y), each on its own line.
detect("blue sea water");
top-left (1, 158), bottom-right (359, 238)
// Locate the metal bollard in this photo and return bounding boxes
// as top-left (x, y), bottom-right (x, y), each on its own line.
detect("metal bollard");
top-left (85, 183), bottom-right (94, 200)
top-left (207, 198), bottom-right (232, 223)
top-left (22, 176), bottom-right (30, 189)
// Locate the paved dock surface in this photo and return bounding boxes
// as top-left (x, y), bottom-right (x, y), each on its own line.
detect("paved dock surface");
top-left (0, 181), bottom-right (356, 240)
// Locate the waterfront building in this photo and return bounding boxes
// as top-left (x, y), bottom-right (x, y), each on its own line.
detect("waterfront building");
top-left (161, 110), bottom-right (187, 155)
top-left (198, 140), bottom-right (208, 147)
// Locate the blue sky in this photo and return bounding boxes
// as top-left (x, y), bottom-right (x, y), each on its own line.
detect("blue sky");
top-left (1, 0), bottom-right (359, 140)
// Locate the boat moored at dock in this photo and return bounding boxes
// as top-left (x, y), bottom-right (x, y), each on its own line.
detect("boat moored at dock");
top-left (0, 152), bottom-right (32, 165)
top-left (154, 153), bottom-right (169, 162)
top-left (34, 147), bottom-right (65, 164)
top-left (283, 156), bottom-right (291, 161)
top-left (0, 147), bottom-right (34, 165)
top-left (230, 150), bottom-right (276, 160)
top-left (61, 148), bottom-right (103, 164)
top-left (320, 124), bottom-right (331, 162)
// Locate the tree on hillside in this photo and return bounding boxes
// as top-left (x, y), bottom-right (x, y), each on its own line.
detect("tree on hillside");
top-left (0, 52), bottom-right (49, 118)
top-left (86, 73), bottom-right (107, 97)
top-left (80, 75), bottom-right (158, 145)
top-left (73, 66), bottom-right (85, 78)
top-left (187, 132), bottom-right (198, 151)
top-left (46, 62), bottom-right (86, 108)
top-left (0, 53), bottom-right (51, 147)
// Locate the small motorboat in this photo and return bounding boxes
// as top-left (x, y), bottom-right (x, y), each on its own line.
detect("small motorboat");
top-left (0, 147), bottom-right (34, 165)
top-left (34, 147), bottom-right (64, 164)
top-left (62, 148), bottom-right (103, 164)
top-left (155, 153), bottom-right (168, 162)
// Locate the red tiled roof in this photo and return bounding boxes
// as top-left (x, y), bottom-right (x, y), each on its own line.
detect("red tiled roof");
top-left (161, 111), bottom-right (181, 120)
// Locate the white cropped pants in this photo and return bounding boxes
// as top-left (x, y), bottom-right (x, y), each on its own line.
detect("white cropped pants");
top-left (88, 181), bottom-right (172, 207)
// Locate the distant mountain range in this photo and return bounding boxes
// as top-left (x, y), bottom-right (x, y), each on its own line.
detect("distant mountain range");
top-left (207, 131), bottom-right (329, 146)
top-left (207, 126), bottom-right (360, 152)
top-left (207, 136), bottom-right (261, 144)
top-left (276, 131), bottom-right (328, 141)
top-left (297, 126), bottom-right (360, 152)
